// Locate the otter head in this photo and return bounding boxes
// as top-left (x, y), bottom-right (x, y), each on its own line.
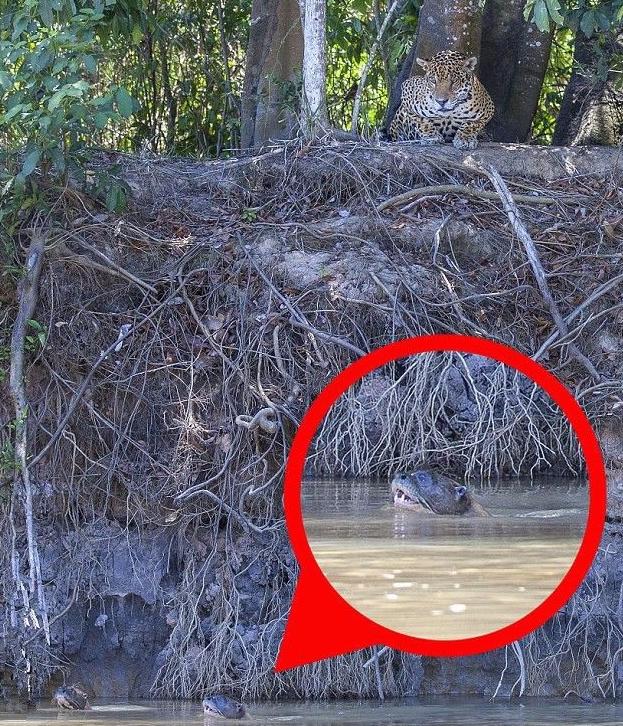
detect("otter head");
top-left (391, 470), bottom-right (472, 515)
top-left (203, 695), bottom-right (246, 720)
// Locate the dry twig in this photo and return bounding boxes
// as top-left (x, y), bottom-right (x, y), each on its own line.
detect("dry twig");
top-left (377, 184), bottom-right (586, 212)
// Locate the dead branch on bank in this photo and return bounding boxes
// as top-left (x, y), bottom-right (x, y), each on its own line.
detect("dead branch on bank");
top-left (483, 164), bottom-right (601, 381)
top-left (376, 183), bottom-right (587, 212)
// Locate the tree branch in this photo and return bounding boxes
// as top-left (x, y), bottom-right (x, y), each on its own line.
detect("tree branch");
top-left (483, 164), bottom-right (601, 381)
top-left (351, 0), bottom-right (404, 133)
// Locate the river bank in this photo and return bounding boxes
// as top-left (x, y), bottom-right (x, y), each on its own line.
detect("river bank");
top-left (1, 140), bottom-right (622, 702)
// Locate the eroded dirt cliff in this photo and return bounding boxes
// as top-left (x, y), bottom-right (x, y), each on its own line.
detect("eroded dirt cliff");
top-left (1, 140), bottom-right (623, 702)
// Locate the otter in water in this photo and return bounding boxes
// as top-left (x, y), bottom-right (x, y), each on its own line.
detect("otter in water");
top-left (52, 685), bottom-right (91, 710)
top-left (391, 470), bottom-right (489, 517)
top-left (203, 695), bottom-right (246, 720)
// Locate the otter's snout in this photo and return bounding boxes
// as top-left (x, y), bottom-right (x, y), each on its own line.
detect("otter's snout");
top-left (391, 471), bottom-right (424, 509)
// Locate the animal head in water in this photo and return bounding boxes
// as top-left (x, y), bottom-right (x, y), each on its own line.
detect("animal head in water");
top-left (202, 695), bottom-right (246, 720)
top-left (52, 685), bottom-right (91, 710)
top-left (391, 470), bottom-right (472, 515)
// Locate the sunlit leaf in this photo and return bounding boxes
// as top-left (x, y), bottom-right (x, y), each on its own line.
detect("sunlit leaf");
top-left (131, 23), bottom-right (143, 44)
top-left (2, 103), bottom-right (26, 121)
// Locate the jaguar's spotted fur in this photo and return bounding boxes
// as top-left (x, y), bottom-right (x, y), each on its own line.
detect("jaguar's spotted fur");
top-left (389, 50), bottom-right (494, 149)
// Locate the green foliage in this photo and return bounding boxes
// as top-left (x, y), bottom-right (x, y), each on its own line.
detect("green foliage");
top-left (0, 0), bottom-right (133, 182)
top-left (532, 28), bottom-right (575, 143)
top-left (566, 0), bottom-right (623, 38)
top-left (0, 437), bottom-right (16, 484)
top-left (525, 0), bottom-right (565, 31)
top-left (525, 0), bottom-right (623, 37)
top-left (241, 207), bottom-right (258, 222)
top-left (0, 0), bottom-right (621, 163)
top-left (327, 0), bottom-right (420, 131)
top-left (0, 343), bottom-right (9, 385)
top-left (0, 319), bottom-right (45, 385)
top-left (91, 0), bottom-right (251, 155)
top-left (25, 319), bottom-right (46, 353)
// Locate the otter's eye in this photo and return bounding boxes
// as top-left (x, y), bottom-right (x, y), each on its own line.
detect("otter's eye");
top-left (454, 485), bottom-right (467, 501)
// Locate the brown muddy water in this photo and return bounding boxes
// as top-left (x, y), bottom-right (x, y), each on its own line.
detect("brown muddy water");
top-left (303, 478), bottom-right (587, 640)
top-left (2, 699), bottom-right (622, 725)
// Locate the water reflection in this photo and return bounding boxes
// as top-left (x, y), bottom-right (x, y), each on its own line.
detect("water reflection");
top-left (1, 699), bottom-right (621, 726)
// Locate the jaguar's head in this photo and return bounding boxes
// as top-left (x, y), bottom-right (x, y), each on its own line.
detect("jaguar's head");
top-left (416, 50), bottom-right (478, 114)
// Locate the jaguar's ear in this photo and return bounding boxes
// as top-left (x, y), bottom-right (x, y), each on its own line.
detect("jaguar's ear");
top-left (454, 485), bottom-right (468, 502)
top-left (416, 57), bottom-right (429, 70)
top-left (464, 56), bottom-right (478, 71)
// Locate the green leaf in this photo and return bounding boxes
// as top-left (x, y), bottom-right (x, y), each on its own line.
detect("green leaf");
top-left (31, 48), bottom-right (53, 71)
top-left (131, 24), bottom-right (143, 44)
top-left (95, 111), bottom-right (110, 128)
top-left (52, 57), bottom-right (67, 74)
top-left (115, 86), bottom-right (133, 118)
top-left (39, 0), bottom-right (54, 26)
top-left (83, 53), bottom-right (97, 72)
top-left (48, 81), bottom-right (88, 110)
top-left (532, 0), bottom-right (550, 32)
top-left (2, 103), bottom-right (26, 121)
top-left (11, 13), bottom-right (29, 40)
top-left (21, 149), bottom-right (40, 177)
top-left (48, 147), bottom-right (66, 174)
top-left (105, 182), bottom-right (127, 211)
top-left (579, 9), bottom-right (595, 36)
top-left (544, 0), bottom-right (564, 26)
top-left (595, 11), bottom-right (611, 31)
top-left (0, 71), bottom-right (11, 89)
top-left (48, 88), bottom-right (67, 111)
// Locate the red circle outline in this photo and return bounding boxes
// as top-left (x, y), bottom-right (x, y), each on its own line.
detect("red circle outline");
top-left (284, 334), bottom-right (606, 657)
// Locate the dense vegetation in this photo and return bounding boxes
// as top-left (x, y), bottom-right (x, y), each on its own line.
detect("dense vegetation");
top-left (1, 1), bottom-right (621, 162)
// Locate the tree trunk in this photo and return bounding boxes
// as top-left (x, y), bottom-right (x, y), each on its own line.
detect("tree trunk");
top-left (158, 37), bottom-right (178, 152)
top-left (240, 0), bottom-right (303, 149)
top-left (553, 31), bottom-right (623, 146)
top-left (301, 0), bottom-right (328, 136)
top-left (385, 0), bottom-right (483, 132)
top-left (479, 0), bottom-right (552, 142)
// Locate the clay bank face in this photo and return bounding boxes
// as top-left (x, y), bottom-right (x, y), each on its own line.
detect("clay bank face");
top-left (391, 470), bottom-right (472, 515)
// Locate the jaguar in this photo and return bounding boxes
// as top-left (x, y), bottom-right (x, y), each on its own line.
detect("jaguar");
top-left (389, 50), bottom-right (494, 149)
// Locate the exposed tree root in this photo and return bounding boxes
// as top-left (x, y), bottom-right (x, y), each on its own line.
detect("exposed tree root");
top-left (7, 226), bottom-right (49, 699)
